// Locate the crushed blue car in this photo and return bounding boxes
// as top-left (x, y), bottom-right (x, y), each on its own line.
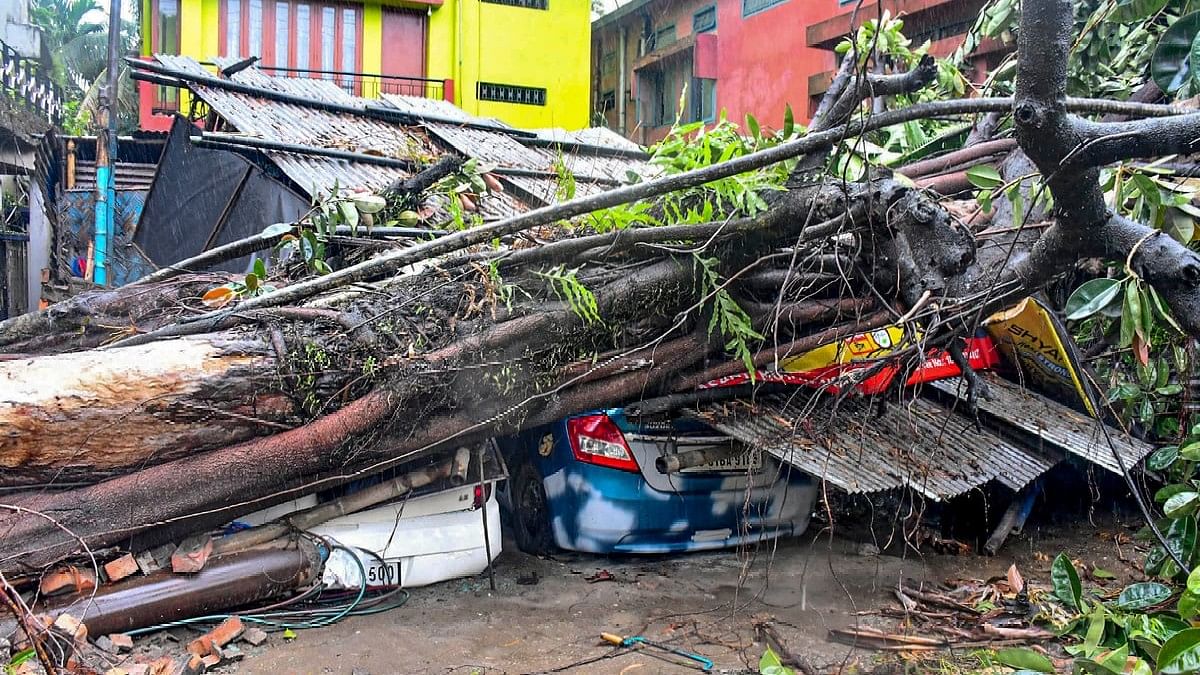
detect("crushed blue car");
top-left (494, 407), bottom-right (817, 554)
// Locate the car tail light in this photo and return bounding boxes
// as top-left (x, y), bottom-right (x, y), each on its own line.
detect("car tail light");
top-left (567, 414), bottom-right (640, 473)
top-left (473, 483), bottom-right (491, 509)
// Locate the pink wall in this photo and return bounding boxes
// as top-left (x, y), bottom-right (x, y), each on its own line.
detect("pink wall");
top-left (712, 0), bottom-right (839, 131)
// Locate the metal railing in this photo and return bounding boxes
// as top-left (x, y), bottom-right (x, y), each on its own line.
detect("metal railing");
top-left (255, 64), bottom-right (446, 100)
top-left (0, 40), bottom-right (62, 124)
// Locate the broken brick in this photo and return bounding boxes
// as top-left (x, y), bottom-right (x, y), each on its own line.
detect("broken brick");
top-left (147, 657), bottom-right (177, 675)
top-left (210, 616), bottom-right (244, 647)
top-left (240, 626), bottom-right (268, 646)
top-left (108, 632), bottom-right (134, 652)
top-left (104, 554), bottom-right (140, 583)
top-left (95, 635), bottom-right (116, 653)
top-left (200, 653), bottom-right (221, 669)
top-left (186, 634), bottom-right (214, 657)
top-left (182, 654), bottom-right (206, 675)
top-left (39, 566), bottom-right (97, 596)
top-left (171, 535), bottom-right (214, 574)
top-left (53, 612), bottom-right (87, 641)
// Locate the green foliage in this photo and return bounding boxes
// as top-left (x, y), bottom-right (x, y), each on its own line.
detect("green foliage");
top-left (1153, 11), bottom-right (1200, 96)
top-left (994, 647), bottom-right (1054, 672)
top-left (758, 646), bottom-right (795, 675)
top-left (537, 265), bottom-right (601, 325)
top-left (695, 254), bottom-right (763, 378)
top-left (553, 152), bottom-right (577, 203)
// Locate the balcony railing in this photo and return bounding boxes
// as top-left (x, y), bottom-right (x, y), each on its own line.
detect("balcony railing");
top-left (0, 40), bottom-right (62, 125)
top-left (138, 58), bottom-right (453, 131)
top-left (256, 65), bottom-right (447, 101)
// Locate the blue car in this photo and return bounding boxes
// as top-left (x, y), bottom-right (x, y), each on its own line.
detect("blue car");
top-left (494, 407), bottom-right (817, 554)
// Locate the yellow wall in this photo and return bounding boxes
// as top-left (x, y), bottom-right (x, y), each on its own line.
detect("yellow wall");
top-left (144, 0), bottom-right (590, 130)
top-left (427, 0), bottom-right (591, 129)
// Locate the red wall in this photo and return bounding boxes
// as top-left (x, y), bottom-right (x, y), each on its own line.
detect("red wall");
top-left (712, 0), bottom-right (839, 131)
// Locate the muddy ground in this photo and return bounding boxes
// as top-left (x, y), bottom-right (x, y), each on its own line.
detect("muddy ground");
top-left (207, 508), bottom-right (1140, 675)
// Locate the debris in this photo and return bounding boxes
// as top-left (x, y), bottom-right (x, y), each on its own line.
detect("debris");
top-left (171, 535), bottom-right (214, 574)
top-left (516, 571), bottom-right (540, 585)
top-left (586, 570), bottom-right (615, 583)
top-left (94, 635), bottom-right (115, 654)
top-left (241, 627), bottom-right (268, 647)
top-left (52, 612), bottom-right (86, 641)
top-left (600, 632), bottom-right (713, 672)
top-left (136, 545), bottom-right (175, 576)
top-left (147, 657), bottom-right (176, 675)
top-left (209, 616), bottom-right (245, 647)
top-left (108, 633), bottom-right (134, 652)
top-left (187, 634), bottom-right (214, 658)
top-left (1007, 564), bottom-right (1025, 595)
top-left (39, 566), bottom-right (96, 596)
top-left (182, 653), bottom-right (205, 675)
top-left (104, 554), bottom-right (140, 583)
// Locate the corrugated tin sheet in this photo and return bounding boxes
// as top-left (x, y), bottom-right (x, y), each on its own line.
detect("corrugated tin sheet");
top-left (693, 392), bottom-right (1055, 501)
top-left (695, 373), bottom-right (1153, 500)
top-left (157, 56), bottom-right (653, 226)
top-left (928, 373), bottom-right (1153, 475)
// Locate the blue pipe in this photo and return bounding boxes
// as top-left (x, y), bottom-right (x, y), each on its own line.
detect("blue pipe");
top-left (93, 165), bottom-right (111, 286)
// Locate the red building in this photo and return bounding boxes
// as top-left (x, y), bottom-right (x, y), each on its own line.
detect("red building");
top-left (591, 0), bottom-right (1007, 145)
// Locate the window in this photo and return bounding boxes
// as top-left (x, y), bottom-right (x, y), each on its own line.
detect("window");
top-left (692, 77), bottom-right (716, 122)
top-left (477, 82), bottom-right (547, 106)
top-left (653, 24), bottom-right (676, 50)
top-left (219, 1), bottom-right (360, 81)
top-left (742, 0), bottom-right (787, 18)
top-left (693, 6), bottom-right (716, 33)
top-left (481, 0), bottom-right (548, 8)
top-left (649, 71), bottom-right (674, 126)
top-left (601, 52), bottom-right (616, 77)
top-left (149, 0), bottom-right (180, 111)
top-left (295, 4), bottom-right (310, 69)
top-left (225, 0), bottom-right (241, 56)
top-left (599, 90), bottom-right (616, 113)
top-left (274, 3), bottom-right (289, 67)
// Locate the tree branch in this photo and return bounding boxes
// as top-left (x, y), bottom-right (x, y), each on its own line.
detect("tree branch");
top-left (1067, 114), bottom-right (1200, 167)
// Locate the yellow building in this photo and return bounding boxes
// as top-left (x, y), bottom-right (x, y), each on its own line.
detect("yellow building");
top-left (139, 0), bottom-right (590, 130)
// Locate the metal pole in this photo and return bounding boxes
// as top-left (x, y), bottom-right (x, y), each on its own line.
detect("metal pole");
top-left (477, 445), bottom-right (496, 592)
top-left (92, 0), bottom-right (121, 287)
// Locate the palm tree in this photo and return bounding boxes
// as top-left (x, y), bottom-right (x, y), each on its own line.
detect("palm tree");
top-left (29, 0), bottom-right (140, 132)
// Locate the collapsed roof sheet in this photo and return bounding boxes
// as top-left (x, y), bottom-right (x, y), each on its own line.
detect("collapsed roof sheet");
top-left (156, 56), bottom-right (652, 224)
top-left (695, 372), bottom-right (1151, 501)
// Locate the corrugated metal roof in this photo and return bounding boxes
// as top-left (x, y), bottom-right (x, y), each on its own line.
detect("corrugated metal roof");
top-left (693, 391), bottom-right (1055, 501)
top-left (156, 56), bottom-right (653, 226)
top-left (928, 373), bottom-right (1153, 475)
top-left (695, 373), bottom-right (1153, 500)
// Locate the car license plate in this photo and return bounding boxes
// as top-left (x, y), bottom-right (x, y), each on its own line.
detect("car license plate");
top-left (679, 446), bottom-right (763, 473)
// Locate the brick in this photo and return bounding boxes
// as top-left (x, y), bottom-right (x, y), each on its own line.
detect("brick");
top-left (95, 635), bottom-right (116, 654)
top-left (135, 544), bottom-right (174, 576)
top-left (209, 616), bottom-right (244, 647)
top-left (200, 653), bottom-right (221, 668)
top-left (240, 626), bottom-right (268, 646)
top-left (221, 644), bottom-right (244, 661)
top-left (182, 654), bottom-right (206, 675)
top-left (104, 554), bottom-right (140, 583)
top-left (171, 536), bottom-right (213, 574)
top-left (40, 566), bottom-right (97, 596)
top-left (147, 658), bottom-right (176, 675)
top-left (186, 634), bottom-right (214, 658)
top-left (108, 632), bottom-right (134, 652)
top-left (53, 612), bottom-right (87, 641)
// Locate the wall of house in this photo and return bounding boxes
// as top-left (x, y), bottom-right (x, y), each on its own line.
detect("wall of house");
top-left (429, 0), bottom-right (590, 129)
top-left (594, 0), bottom-right (995, 144)
top-left (141, 0), bottom-right (590, 131)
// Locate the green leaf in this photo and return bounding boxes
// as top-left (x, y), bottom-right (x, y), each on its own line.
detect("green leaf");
top-left (339, 200), bottom-right (360, 232)
top-left (253, 257), bottom-right (267, 279)
top-left (312, 259), bottom-right (332, 275)
top-left (244, 273), bottom-right (259, 292)
top-left (1158, 627), bottom-right (1200, 674)
top-left (745, 114), bottom-right (761, 142)
top-left (1153, 12), bottom-right (1200, 94)
top-left (1121, 281), bottom-right (1140, 347)
top-left (1116, 582), bottom-right (1172, 609)
top-left (965, 164), bottom-right (1004, 189)
top-left (1065, 278), bottom-right (1122, 320)
top-left (1052, 553), bottom-right (1083, 610)
top-left (1165, 491), bottom-right (1200, 518)
top-left (1181, 441), bottom-right (1200, 461)
top-left (1112, 0), bottom-right (1169, 22)
top-left (260, 222), bottom-right (293, 238)
top-left (782, 104), bottom-right (795, 138)
top-left (1093, 566), bottom-right (1117, 579)
top-left (1148, 284), bottom-right (1184, 332)
top-left (993, 647), bottom-right (1053, 672)
top-left (352, 193), bottom-right (387, 214)
top-left (1181, 590), bottom-right (1200, 619)
top-left (282, 627), bottom-right (298, 641)
top-left (1149, 445), bottom-right (1181, 471)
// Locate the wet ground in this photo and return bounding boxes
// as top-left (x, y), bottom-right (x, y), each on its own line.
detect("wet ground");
top-left (217, 511), bottom-right (1141, 675)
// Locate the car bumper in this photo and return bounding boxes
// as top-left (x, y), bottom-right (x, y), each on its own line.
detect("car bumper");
top-left (540, 463), bottom-right (816, 554)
